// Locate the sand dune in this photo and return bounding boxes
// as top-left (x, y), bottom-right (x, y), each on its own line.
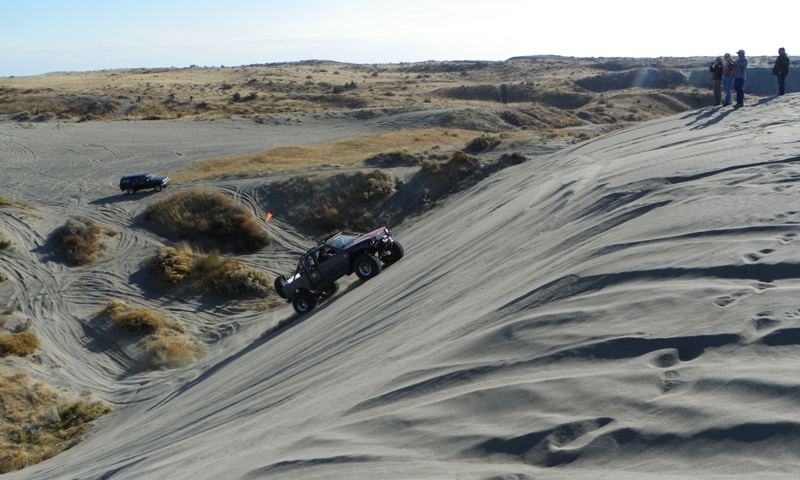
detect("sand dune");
top-left (2, 94), bottom-right (800, 479)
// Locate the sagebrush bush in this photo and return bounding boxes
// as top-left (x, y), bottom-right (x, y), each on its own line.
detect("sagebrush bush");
top-left (464, 134), bottom-right (501, 153)
top-left (53, 216), bottom-right (115, 265)
top-left (0, 331), bottom-right (40, 357)
top-left (144, 188), bottom-right (270, 252)
top-left (0, 228), bottom-right (10, 250)
top-left (100, 299), bottom-right (201, 370)
top-left (101, 299), bottom-right (185, 334)
top-left (150, 243), bottom-right (196, 284)
top-left (270, 169), bottom-right (395, 232)
top-left (149, 245), bottom-right (271, 296)
top-left (423, 151), bottom-right (480, 180)
top-left (0, 367), bottom-right (110, 474)
top-left (56, 399), bottom-right (112, 437)
top-left (144, 329), bottom-right (206, 369)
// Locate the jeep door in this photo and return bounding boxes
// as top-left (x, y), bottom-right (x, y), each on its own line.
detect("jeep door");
top-left (317, 246), bottom-right (349, 280)
top-left (301, 252), bottom-right (326, 289)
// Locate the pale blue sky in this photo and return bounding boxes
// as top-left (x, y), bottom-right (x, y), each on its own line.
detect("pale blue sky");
top-left (1, 0), bottom-right (793, 77)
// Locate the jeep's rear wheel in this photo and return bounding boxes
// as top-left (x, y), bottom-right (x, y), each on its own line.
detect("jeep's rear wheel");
top-left (126, 188), bottom-right (135, 195)
top-left (155, 185), bottom-right (163, 192)
top-left (274, 275), bottom-right (287, 299)
top-left (292, 290), bottom-right (317, 315)
top-left (354, 254), bottom-right (382, 280)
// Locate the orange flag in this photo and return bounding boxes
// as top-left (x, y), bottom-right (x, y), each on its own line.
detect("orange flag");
top-left (265, 212), bottom-right (273, 223)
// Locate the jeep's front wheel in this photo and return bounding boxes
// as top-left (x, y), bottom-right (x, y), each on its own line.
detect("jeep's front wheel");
top-left (292, 290), bottom-right (317, 315)
top-left (354, 254), bottom-right (382, 280)
top-left (274, 275), bottom-right (287, 299)
top-left (383, 241), bottom-right (405, 265)
top-left (155, 185), bottom-right (163, 192)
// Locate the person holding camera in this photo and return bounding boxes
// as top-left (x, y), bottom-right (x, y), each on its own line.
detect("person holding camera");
top-left (722, 53), bottom-right (735, 106)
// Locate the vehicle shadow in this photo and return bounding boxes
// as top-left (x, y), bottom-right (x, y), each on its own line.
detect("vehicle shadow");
top-left (90, 190), bottom-right (162, 205)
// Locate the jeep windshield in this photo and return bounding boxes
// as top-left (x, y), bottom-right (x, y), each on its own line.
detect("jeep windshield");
top-left (326, 234), bottom-right (356, 249)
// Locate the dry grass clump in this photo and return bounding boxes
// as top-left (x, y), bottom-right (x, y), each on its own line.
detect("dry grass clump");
top-left (270, 169), bottom-right (395, 232)
top-left (144, 188), bottom-right (269, 253)
top-left (100, 299), bottom-right (204, 369)
top-left (364, 150), bottom-right (426, 167)
top-left (0, 230), bottom-right (10, 250)
top-left (150, 242), bottom-right (196, 284)
top-left (101, 299), bottom-right (185, 334)
top-left (0, 366), bottom-right (111, 474)
top-left (144, 329), bottom-right (205, 369)
top-left (52, 216), bottom-right (116, 265)
top-left (422, 150), bottom-right (481, 179)
top-left (464, 134), bottom-right (502, 153)
top-left (150, 244), bottom-right (271, 296)
top-left (0, 195), bottom-right (35, 210)
top-left (0, 332), bottom-right (40, 357)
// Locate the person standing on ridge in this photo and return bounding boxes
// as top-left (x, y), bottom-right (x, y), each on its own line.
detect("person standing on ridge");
top-left (772, 47), bottom-right (790, 96)
top-left (722, 53), bottom-right (735, 106)
top-left (709, 57), bottom-right (724, 106)
top-left (733, 49), bottom-right (748, 108)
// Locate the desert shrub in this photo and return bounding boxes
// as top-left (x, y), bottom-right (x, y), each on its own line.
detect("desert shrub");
top-left (421, 158), bottom-right (442, 174)
top-left (32, 112), bottom-right (56, 122)
top-left (497, 152), bottom-right (529, 167)
top-left (149, 243), bottom-right (196, 284)
top-left (126, 101), bottom-right (168, 119)
top-left (56, 399), bottom-right (112, 437)
top-left (144, 329), bottom-right (206, 369)
top-left (12, 111), bottom-right (32, 121)
top-left (149, 245), bottom-right (271, 296)
top-left (0, 332), bottom-right (40, 357)
top-left (223, 263), bottom-right (272, 295)
top-left (364, 150), bottom-right (425, 167)
top-left (0, 195), bottom-right (36, 209)
top-left (101, 299), bottom-right (185, 334)
top-left (270, 169), bottom-right (395, 232)
top-left (52, 216), bottom-right (114, 265)
top-left (99, 299), bottom-right (202, 370)
top-left (423, 151), bottom-right (481, 180)
top-left (0, 367), bottom-right (110, 474)
top-left (464, 134), bottom-right (501, 153)
top-left (144, 188), bottom-right (270, 252)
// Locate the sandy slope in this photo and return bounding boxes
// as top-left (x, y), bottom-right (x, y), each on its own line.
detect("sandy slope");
top-left (2, 95), bottom-right (800, 479)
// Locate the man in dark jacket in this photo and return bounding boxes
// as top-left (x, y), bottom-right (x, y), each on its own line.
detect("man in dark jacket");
top-left (709, 57), bottom-right (724, 106)
top-left (733, 49), bottom-right (748, 108)
top-left (773, 47), bottom-right (790, 96)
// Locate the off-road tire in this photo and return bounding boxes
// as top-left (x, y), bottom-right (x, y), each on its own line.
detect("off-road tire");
top-left (354, 253), bottom-right (382, 280)
top-left (155, 185), bottom-right (163, 192)
top-left (274, 275), bottom-right (287, 299)
top-left (127, 188), bottom-right (135, 195)
top-left (292, 290), bottom-right (317, 315)
top-left (383, 241), bottom-right (405, 265)
top-left (320, 282), bottom-right (339, 298)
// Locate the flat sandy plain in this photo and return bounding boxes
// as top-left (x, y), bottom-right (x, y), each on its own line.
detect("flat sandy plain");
top-left (2, 64), bottom-right (800, 478)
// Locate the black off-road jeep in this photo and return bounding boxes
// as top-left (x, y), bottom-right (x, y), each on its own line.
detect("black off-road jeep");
top-left (119, 172), bottom-right (170, 194)
top-left (274, 227), bottom-right (404, 314)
